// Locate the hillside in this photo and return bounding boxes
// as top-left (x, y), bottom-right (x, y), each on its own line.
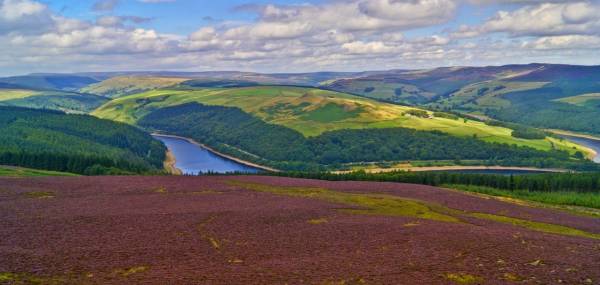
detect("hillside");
top-left (81, 76), bottom-right (191, 98)
top-left (1, 175), bottom-right (598, 284)
top-left (324, 64), bottom-right (600, 136)
top-left (0, 106), bottom-right (166, 174)
top-left (0, 74), bottom-right (99, 91)
top-left (92, 86), bottom-right (584, 154)
top-left (0, 88), bottom-right (108, 113)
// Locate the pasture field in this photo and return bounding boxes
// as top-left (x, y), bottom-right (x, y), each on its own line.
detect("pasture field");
top-left (92, 86), bottom-right (587, 154)
top-left (1, 175), bottom-right (598, 284)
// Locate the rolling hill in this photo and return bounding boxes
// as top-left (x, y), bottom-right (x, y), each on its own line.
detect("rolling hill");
top-left (92, 85), bottom-right (583, 153)
top-left (0, 74), bottom-right (99, 91)
top-left (80, 76), bottom-right (191, 98)
top-left (0, 106), bottom-right (165, 174)
top-left (91, 85), bottom-right (595, 171)
top-left (324, 64), bottom-right (600, 136)
top-left (0, 88), bottom-right (108, 113)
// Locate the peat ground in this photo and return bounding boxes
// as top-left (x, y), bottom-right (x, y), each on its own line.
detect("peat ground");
top-left (0, 176), bottom-right (599, 284)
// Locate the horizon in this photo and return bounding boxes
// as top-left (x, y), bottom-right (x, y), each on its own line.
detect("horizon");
top-left (8, 62), bottom-right (600, 78)
top-left (2, 0), bottom-right (600, 76)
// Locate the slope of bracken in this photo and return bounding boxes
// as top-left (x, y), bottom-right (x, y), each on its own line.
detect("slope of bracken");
top-left (0, 176), bottom-right (599, 284)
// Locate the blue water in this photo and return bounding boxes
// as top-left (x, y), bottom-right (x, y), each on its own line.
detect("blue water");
top-left (153, 135), bottom-right (260, 175)
top-left (559, 135), bottom-right (600, 163)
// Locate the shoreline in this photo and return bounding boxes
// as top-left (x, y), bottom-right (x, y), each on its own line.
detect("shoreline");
top-left (334, 165), bottom-right (571, 174)
top-left (152, 133), bottom-right (280, 172)
top-left (548, 129), bottom-right (600, 161)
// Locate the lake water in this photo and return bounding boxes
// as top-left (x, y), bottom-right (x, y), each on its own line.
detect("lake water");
top-left (559, 135), bottom-right (600, 163)
top-left (153, 135), bottom-right (260, 175)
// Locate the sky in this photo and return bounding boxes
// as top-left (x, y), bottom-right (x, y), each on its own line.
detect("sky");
top-left (1, 0), bottom-right (600, 76)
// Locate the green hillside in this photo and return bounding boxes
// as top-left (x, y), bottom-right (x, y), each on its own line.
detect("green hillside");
top-left (0, 106), bottom-right (166, 175)
top-left (0, 88), bottom-right (108, 113)
top-left (324, 64), bottom-right (600, 136)
top-left (139, 103), bottom-right (594, 171)
top-left (92, 85), bottom-right (587, 155)
top-left (81, 76), bottom-right (190, 98)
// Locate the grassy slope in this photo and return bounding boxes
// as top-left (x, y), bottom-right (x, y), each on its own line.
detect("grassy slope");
top-left (92, 86), bottom-right (587, 155)
top-left (0, 165), bottom-right (77, 177)
top-left (555, 93), bottom-right (600, 106)
top-left (431, 80), bottom-right (548, 110)
top-left (81, 76), bottom-right (190, 98)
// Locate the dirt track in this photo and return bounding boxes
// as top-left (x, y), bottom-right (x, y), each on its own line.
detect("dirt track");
top-left (0, 176), bottom-right (599, 284)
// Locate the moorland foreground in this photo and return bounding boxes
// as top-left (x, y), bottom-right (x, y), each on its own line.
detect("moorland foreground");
top-left (1, 175), bottom-right (599, 284)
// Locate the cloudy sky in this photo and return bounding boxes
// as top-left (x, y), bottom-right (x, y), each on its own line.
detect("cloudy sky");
top-left (1, 0), bottom-right (600, 76)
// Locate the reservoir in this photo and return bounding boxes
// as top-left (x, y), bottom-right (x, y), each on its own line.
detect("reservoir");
top-left (560, 135), bottom-right (600, 163)
top-left (153, 135), bottom-right (260, 175)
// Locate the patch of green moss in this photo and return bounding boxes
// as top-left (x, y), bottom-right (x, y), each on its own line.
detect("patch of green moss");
top-left (0, 272), bottom-right (65, 285)
top-left (227, 181), bottom-right (459, 222)
top-left (443, 272), bottom-right (484, 284)
top-left (470, 213), bottom-right (600, 240)
top-left (115, 266), bottom-right (148, 277)
top-left (24, 191), bottom-right (55, 199)
top-left (308, 217), bottom-right (328, 224)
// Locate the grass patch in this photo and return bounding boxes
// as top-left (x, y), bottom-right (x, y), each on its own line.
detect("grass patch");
top-left (24, 191), bottom-right (55, 199)
top-left (444, 184), bottom-right (600, 210)
top-left (230, 180), bottom-right (600, 240)
top-left (0, 166), bottom-right (77, 177)
top-left (443, 273), bottom-right (484, 284)
top-left (227, 180), bottom-right (459, 223)
top-left (114, 266), bottom-right (149, 277)
top-left (0, 272), bottom-right (66, 285)
top-left (470, 213), bottom-right (600, 240)
top-left (301, 103), bottom-right (362, 122)
top-left (307, 217), bottom-right (328, 224)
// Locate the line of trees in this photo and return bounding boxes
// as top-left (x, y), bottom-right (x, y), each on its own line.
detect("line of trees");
top-left (269, 171), bottom-right (600, 193)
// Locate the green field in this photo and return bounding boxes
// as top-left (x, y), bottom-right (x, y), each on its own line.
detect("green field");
top-left (92, 86), bottom-right (587, 155)
top-left (81, 76), bottom-right (190, 98)
top-left (0, 166), bottom-right (78, 177)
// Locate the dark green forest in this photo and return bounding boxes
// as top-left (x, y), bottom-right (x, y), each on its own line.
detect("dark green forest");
top-left (139, 103), bottom-right (594, 171)
top-left (0, 106), bottom-right (166, 174)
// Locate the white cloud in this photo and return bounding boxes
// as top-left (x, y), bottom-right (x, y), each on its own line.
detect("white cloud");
top-left (454, 2), bottom-right (600, 38)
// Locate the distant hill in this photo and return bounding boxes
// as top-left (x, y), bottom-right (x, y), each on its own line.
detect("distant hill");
top-left (0, 106), bottom-right (165, 175)
top-left (0, 88), bottom-right (108, 113)
top-left (323, 64), bottom-right (600, 135)
top-left (93, 85), bottom-right (593, 171)
top-left (0, 74), bottom-right (99, 91)
top-left (80, 76), bottom-right (190, 98)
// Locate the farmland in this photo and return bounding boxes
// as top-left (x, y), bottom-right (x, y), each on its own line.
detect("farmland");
top-left (0, 175), bottom-right (598, 284)
top-left (91, 86), bottom-right (585, 154)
